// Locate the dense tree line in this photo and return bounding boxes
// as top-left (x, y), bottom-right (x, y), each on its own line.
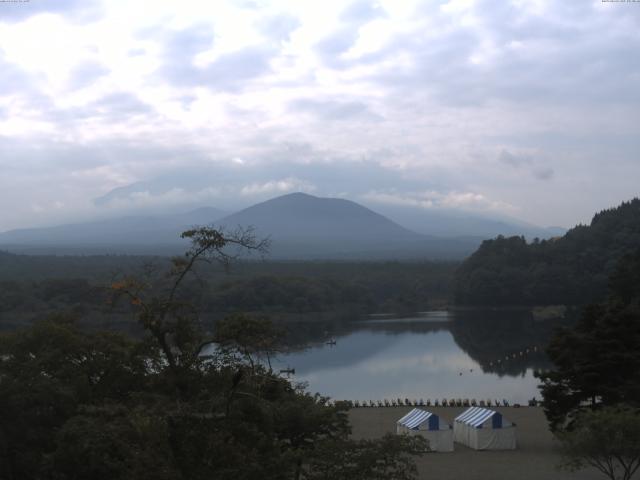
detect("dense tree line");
top-left (454, 199), bottom-right (640, 306)
top-left (538, 248), bottom-right (640, 431)
top-left (0, 259), bottom-right (455, 330)
top-left (537, 248), bottom-right (640, 480)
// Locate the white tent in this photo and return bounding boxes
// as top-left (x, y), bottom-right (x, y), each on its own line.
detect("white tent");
top-left (453, 407), bottom-right (516, 450)
top-left (396, 408), bottom-right (454, 452)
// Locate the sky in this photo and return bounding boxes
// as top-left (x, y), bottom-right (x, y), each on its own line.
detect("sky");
top-left (0, 0), bottom-right (639, 231)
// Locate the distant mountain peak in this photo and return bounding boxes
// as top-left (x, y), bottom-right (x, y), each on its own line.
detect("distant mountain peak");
top-left (0, 193), bottom-right (482, 259)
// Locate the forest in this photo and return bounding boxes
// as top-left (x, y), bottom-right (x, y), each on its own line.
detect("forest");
top-left (454, 199), bottom-right (640, 306)
top-left (0, 251), bottom-right (455, 332)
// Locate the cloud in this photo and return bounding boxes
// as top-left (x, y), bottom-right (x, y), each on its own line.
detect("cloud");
top-left (151, 21), bottom-right (280, 91)
top-left (313, 26), bottom-right (361, 69)
top-left (498, 149), bottom-right (532, 168)
top-left (498, 149), bottom-right (554, 181)
top-left (257, 13), bottom-right (301, 43)
top-left (95, 186), bottom-right (226, 211)
top-left (44, 92), bottom-right (154, 127)
top-left (67, 61), bottom-right (110, 90)
top-left (0, 0), bottom-right (638, 231)
top-left (0, 54), bottom-right (37, 96)
top-left (360, 190), bottom-right (517, 213)
top-left (195, 46), bottom-right (275, 90)
top-left (340, 0), bottom-right (386, 23)
top-left (533, 167), bottom-right (554, 181)
top-left (289, 98), bottom-right (381, 121)
top-left (0, 0), bottom-right (102, 23)
top-left (160, 23), bottom-right (215, 59)
top-left (89, 92), bottom-right (152, 117)
top-left (240, 178), bottom-right (317, 196)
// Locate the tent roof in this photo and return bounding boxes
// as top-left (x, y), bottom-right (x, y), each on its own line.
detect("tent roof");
top-left (455, 407), bottom-right (501, 428)
top-left (397, 408), bottom-right (436, 429)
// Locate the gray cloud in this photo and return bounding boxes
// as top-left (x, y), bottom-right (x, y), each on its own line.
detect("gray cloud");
top-left (498, 150), bottom-right (554, 181)
top-left (0, 54), bottom-right (38, 96)
top-left (533, 167), bottom-right (554, 181)
top-left (44, 92), bottom-right (154, 125)
top-left (155, 24), bottom-right (275, 91)
top-left (313, 28), bottom-right (364, 70)
top-left (0, 0), bottom-right (102, 23)
top-left (162, 24), bottom-right (215, 59)
top-left (0, 0), bottom-right (639, 231)
top-left (314, 1), bottom-right (387, 69)
top-left (257, 13), bottom-right (301, 43)
top-left (340, 0), bottom-right (386, 23)
top-left (67, 61), bottom-right (110, 90)
top-left (498, 150), bottom-right (532, 168)
top-left (361, 1), bottom-right (640, 109)
top-left (194, 46), bottom-right (274, 90)
top-left (90, 92), bottom-right (153, 117)
top-left (289, 98), bottom-right (381, 122)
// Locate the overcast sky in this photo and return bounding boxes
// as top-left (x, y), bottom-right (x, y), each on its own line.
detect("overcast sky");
top-left (0, 0), bottom-right (638, 231)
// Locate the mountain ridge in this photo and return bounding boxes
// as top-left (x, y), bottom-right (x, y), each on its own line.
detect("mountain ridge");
top-left (0, 192), bottom-right (482, 259)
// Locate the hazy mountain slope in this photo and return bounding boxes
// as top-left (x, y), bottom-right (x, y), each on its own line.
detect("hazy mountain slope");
top-left (218, 192), bottom-right (480, 259)
top-left (0, 207), bottom-right (226, 251)
top-left (365, 203), bottom-right (566, 239)
top-left (0, 193), bottom-right (485, 259)
top-left (220, 192), bottom-right (421, 241)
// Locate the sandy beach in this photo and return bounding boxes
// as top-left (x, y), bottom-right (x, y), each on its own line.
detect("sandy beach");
top-left (348, 406), bottom-right (605, 480)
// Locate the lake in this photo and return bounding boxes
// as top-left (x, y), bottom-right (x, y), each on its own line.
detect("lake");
top-left (274, 310), bottom-right (559, 405)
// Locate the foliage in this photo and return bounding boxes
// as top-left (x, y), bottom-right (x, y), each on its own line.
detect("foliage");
top-left (538, 249), bottom-right (640, 431)
top-left (305, 434), bottom-right (427, 480)
top-left (454, 198), bottom-right (640, 306)
top-left (558, 405), bottom-right (640, 480)
top-left (0, 227), bottom-right (425, 480)
top-left (0, 259), bottom-right (456, 331)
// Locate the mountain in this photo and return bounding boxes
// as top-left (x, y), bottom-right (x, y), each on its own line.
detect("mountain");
top-left (363, 203), bottom-right (565, 239)
top-left (0, 207), bottom-right (226, 255)
top-left (216, 192), bottom-right (480, 259)
top-left (0, 192), bottom-right (485, 259)
top-left (454, 198), bottom-right (640, 306)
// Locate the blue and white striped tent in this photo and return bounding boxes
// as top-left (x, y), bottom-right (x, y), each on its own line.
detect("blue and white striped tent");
top-left (453, 407), bottom-right (516, 450)
top-left (396, 408), bottom-right (453, 452)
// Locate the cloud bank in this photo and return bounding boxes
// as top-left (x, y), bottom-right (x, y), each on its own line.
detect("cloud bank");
top-left (0, 0), bottom-right (639, 231)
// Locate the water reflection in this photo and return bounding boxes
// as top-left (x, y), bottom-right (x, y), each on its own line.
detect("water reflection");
top-left (275, 310), bottom-right (561, 404)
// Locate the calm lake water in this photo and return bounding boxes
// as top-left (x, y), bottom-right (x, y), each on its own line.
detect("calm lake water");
top-left (274, 310), bottom-right (559, 404)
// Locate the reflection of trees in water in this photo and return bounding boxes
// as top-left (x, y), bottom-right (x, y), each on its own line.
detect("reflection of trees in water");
top-left (279, 313), bottom-right (450, 353)
top-left (208, 309), bottom-right (566, 380)
top-left (449, 309), bottom-right (561, 376)
top-left (279, 310), bottom-right (567, 379)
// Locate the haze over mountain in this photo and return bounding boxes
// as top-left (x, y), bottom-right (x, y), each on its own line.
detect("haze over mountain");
top-left (0, 207), bottom-right (226, 255)
top-left (1, 193), bottom-right (486, 259)
top-left (0, 192), bottom-right (566, 259)
top-left (89, 178), bottom-right (565, 240)
top-left (214, 192), bottom-right (480, 259)
top-left (361, 202), bottom-right (566, 239)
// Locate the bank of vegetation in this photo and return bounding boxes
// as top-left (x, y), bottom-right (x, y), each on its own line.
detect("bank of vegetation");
top-left (454, 199), bottom-right (640, 306)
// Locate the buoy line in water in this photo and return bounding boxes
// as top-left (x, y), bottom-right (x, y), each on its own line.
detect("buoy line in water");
top-left (327, 397), bottom-right (540, 408)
